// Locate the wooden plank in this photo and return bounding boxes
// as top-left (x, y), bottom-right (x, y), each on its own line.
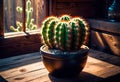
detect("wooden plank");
top-left (6, 67), bottom-right (48, 82)
top-left (88, 19), bottom-right (120, 34)
top-left (89, 50), bottom-right (120, 66)
top-left (0, 50), bottom-right (120, 82)
top-left (0, 62), bottom-right (43, 78)
top-left (0, 52), bottom-right (41, 71)
top-left (28, 75), bottom-right (50, 82)
top-left (0, 52), bottom-right (40, 67)
top-left (102, 33), bottom-right (120, 56)
top-left (83, 57), bottom-right (120, 78)
top-left (90, 29), bottom-right (120, 56)
top-left (4, 29), bottom-right (41, 38)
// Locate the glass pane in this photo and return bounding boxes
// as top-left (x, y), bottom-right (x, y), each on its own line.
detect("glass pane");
top-left (4, 0), bottom-right (47, 33)
top-left (4, 0), bottom-right (23, 32)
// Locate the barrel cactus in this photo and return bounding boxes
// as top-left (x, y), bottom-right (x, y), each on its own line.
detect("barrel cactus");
top-left (41, 15), bottom-right (89, 51)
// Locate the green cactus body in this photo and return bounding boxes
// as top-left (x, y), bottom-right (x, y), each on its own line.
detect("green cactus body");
top-left (56, 22), bottom-right (69, 50)
top-left (60, 15), bottom-right (71, 21)
top-left (41, 15), bottom-right (89, 51)
top-left (72, 17), bottom-right (89, 45)
top-left (26, 0), bottom-right (31, 11)
top-left (70, 21), bottom-right (80, 50)
top-left (42, 16), bottom-right (58, 48)
top-left (26, 0), bottom-right (33, 29)
top-left (26, 10), bottom-right (32, 29)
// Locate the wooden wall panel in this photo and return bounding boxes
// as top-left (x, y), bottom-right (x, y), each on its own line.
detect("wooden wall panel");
top-left (49, 0), bottom-right (104, 18)
top-left (88, 19), bottom-right (120, 56)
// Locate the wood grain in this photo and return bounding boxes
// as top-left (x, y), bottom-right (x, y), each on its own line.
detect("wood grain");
top-left (49, 0), bottom-right (104, 18)
top-left (88, 19), bottom-right (120, 34)
top-left (0, 50), bottom-right (120, 82)
top-left (89, 19), bottom-right (120, 56)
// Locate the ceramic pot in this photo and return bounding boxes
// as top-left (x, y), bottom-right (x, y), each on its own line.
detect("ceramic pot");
top-left (40, 45), bottom-right (89, 78)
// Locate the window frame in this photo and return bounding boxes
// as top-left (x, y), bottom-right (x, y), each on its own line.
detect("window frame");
top-left (0, 0), bottom-right (4, 37)
top-left (0, 0), bottom-right (49, 58)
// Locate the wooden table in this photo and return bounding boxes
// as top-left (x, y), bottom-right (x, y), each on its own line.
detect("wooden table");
top-left (0, 50), bottom-right (120, 82)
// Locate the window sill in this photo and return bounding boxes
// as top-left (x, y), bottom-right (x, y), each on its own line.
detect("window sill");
top-left (4, 29), bottom-right (41, 38)
top-left (0, 29), bottom-right (42, 58)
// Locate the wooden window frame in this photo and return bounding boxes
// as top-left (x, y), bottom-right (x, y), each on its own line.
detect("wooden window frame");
top-left (0, 0), bottom-right (50, 58)
top-left (0, 0), bottom-right (4, 37)
top-left (0, 30), bottom-right (42, 58)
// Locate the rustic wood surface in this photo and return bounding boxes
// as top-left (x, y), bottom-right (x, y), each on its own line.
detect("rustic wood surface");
top-left (88, 19), bottom-right (120, 34)
top-left (0, 50), bottom-right (120, 82)
top-left (88, 19), bottom-right (120, 56)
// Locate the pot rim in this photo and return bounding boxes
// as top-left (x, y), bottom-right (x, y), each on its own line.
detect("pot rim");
top-left (40, 45), bottom-right (89, 59)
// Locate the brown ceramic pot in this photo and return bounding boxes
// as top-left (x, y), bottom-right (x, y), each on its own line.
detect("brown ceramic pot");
top-left (40, 45), bottom-right (89, 78)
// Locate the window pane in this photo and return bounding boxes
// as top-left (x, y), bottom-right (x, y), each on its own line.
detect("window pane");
top-left (4, 0), bottom-right (47, 33)
top-left (4, 0), bottom-right (23, 32)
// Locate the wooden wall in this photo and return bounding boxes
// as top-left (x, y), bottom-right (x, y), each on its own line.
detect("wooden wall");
top-left (49, 0), bottom-right (105, 18)
top-left (88, 19), bottom-right (120, 56)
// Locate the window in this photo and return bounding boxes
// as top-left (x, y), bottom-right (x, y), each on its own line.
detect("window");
top-left (4, 0), bottom-right (48, 32)
top-left (0, 0), bottom-right (48, 58)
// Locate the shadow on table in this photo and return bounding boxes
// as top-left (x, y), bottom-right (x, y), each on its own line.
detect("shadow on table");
top-left (48, 71), bottom-right (103, 82)
top-left (0, 76), bottom-right (7, 82)
top-left (89, 50), bottom-right (120, 66)
top-left (99, 73), bottom-right (120, 82)
top-left (48, 72), bottom-right (120, 82)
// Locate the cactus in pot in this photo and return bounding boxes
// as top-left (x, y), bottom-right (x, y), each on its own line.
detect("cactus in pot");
top-left (40, 15), bottom-right (89, 78)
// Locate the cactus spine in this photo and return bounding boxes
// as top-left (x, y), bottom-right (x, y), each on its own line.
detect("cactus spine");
top-left (41, 15), bottom-right (89, 51)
